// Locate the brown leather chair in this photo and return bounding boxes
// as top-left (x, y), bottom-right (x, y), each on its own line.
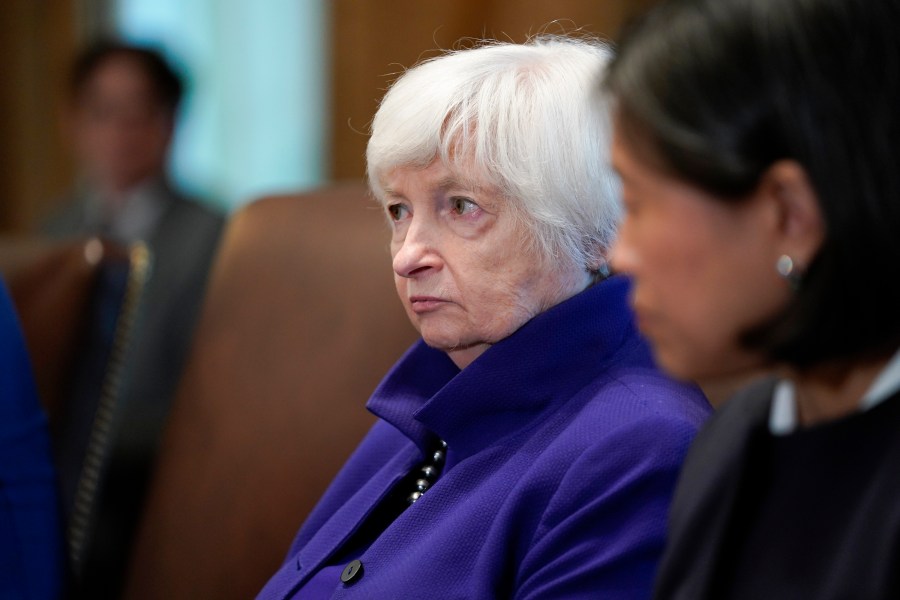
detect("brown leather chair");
top-left (0, 236), bottom-right (109, 419)
top-left (125, 182), bottom-right (419, 599)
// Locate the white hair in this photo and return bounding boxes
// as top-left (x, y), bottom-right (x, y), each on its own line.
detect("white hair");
top-left (366, 35), bottom-right (621, 272)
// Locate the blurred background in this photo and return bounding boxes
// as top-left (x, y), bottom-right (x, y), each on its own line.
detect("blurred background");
top-left (0, 0), bottom-right (654, 232)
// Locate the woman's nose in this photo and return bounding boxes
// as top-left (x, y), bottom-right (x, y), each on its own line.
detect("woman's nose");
top-left (392, 219), bottom-right (440, 278)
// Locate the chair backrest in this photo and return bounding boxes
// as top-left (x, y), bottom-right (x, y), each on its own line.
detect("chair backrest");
top-left (0, 236), bottom-right (106, 419)
top-left (125, 182), bottom-right (418, 599)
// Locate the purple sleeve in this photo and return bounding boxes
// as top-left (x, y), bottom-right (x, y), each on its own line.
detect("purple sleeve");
top-left (515, 415), bottom-right (696, 599)
top-left (0, 279), bottom-right (64, 599)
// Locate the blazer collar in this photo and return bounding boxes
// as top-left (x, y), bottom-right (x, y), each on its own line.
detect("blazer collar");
top-left (368, 275), bottom-right (637, 461)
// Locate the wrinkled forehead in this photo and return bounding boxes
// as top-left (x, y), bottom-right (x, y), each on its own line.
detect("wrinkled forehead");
top-left (368, 99), bottom-right (492, 192)
top-left (372, 152), bottom-right (498, 205)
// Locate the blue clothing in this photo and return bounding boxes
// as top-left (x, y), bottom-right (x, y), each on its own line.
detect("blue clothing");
top-left (258, 276), bottom-right (710, 599)
top-left (0, 280), bottom-right (64, 598)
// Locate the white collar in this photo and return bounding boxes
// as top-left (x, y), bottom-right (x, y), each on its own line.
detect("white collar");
top-left (769, 346), bottom-right (900, 435)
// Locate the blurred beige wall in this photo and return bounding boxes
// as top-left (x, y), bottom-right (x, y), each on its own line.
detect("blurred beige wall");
top-left (0, 0), bottom-right (654, 233)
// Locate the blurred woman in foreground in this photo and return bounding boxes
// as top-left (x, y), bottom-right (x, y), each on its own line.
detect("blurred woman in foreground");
top-left (607, 0), bottom-right (900, 597)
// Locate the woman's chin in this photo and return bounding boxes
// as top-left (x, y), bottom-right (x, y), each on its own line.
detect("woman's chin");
top-left (652, 343), bottom-right (765, 390)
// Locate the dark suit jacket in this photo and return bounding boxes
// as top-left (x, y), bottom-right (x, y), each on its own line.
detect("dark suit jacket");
top-left (654, 377), bottom-right (900, 599)
top-left (653, 379), bottom-right (775, 599)
top-left (43, 183), bottom-right (224, 597)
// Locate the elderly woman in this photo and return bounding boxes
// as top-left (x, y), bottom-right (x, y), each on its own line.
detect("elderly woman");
top-left (606, 0), bottom-right (900, 598)
top-left (257, 36), bottom-right (709, 599)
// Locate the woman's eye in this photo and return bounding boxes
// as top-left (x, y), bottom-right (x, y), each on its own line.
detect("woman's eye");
top-left (387, 203), bottom-right (409, 221)
top-left (450, 196), bottom-right (477, 215)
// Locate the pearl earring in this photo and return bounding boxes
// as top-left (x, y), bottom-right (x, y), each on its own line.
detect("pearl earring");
top-left (776, 255), bottom-right (802, 290)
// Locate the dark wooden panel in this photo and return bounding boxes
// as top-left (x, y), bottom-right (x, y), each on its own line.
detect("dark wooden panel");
top-left (0, 0), bottom-right (80, 233)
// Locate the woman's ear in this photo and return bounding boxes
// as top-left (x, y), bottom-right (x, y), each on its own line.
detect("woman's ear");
top-left (586, 245), bottom-right (610, 278)
top-left (757, 159), bottom-right (826, 268)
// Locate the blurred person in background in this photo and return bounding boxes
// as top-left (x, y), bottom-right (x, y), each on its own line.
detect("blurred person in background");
top-left (42, 41), bottom-right (224, 597)
top-left (606, 0), bottom-right (900, 597)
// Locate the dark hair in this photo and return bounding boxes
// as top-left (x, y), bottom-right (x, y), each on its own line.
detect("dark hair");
top-left (606, 0), bottom-right (900, 369)
top-left (71, 40), bottom-right (184, 114)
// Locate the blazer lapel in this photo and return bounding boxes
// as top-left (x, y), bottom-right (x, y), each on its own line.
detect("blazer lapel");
top-left (267, 448), bottom-right (420, 598)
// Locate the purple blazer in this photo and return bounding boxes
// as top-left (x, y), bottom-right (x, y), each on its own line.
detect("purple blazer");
top-left (0, 279), bottom-right (63, 598)
top-left (258, 276), bottom-right (710, 599)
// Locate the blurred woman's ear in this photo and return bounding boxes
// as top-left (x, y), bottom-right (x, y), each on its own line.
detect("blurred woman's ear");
top-left (757, 159), bottom-right (826, 272)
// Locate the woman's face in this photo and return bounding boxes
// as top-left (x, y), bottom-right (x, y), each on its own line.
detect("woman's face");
top-left (609, 128), bottom-right (792, 382)
top-left (383, 160), bottom-right (589, 369)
